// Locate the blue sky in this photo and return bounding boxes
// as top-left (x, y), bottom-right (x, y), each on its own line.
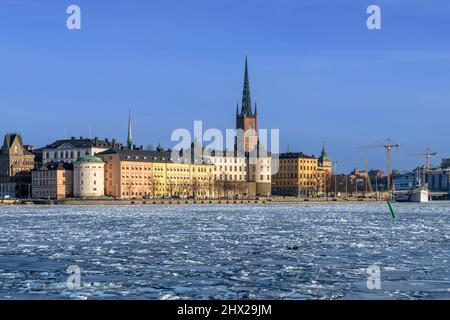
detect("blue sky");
top-left (1, 0), bottom-right (449, 172)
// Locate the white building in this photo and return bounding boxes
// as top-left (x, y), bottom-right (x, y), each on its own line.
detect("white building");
top-left (41, 137), bottom-right (121, 164)
top-left (206, 151), bottom-right (247, 182)
top-left (203, 149), bottom-right (272, 197)
top-left (248, 155), bottom-right (272, 196)
top-left (73, 156), bottom-right (105, 198)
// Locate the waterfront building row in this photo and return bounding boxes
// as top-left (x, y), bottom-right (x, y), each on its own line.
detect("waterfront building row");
top-left (1, 56), bottom-right (332, 199)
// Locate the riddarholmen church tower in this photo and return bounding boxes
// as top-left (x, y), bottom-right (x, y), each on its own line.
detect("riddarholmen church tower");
top-left (235, 55), bottom-right (272, 196)
top-left (203, 55), bottom-right (272, 197)
top-left (236, 55), bottom-right (259, 153)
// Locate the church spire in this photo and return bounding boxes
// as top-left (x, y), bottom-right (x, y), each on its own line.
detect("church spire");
top-left (241, 55), bottom-right (252, 116)
top-left (319, 143), bottom-right (330, 163)
top-left (127, 111), bottom-right (133, 150)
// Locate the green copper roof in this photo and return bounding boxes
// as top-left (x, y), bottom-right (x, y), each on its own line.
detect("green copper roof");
top-left (74, 155), bottom-right (104, 164)
top-left (319, 146), bottom-right (330, 162)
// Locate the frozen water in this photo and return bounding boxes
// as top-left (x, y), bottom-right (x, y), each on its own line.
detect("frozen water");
top-left (0, 203), bottom-right (449, 300)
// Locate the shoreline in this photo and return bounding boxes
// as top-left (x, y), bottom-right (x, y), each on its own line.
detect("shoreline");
top-left (1, 197), bottom-right (398, 206)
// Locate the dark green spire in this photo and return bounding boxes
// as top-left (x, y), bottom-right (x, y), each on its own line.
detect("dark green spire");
top-left (127, 111), bottom-right (133, 149)
top-left (241, 55), bottom-right (252, 116)
top-left (319, 144), bottom-right (330, 162)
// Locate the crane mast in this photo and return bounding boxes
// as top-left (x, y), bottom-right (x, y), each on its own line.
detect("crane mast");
top-left (359, 138), bottom-right (400, 200)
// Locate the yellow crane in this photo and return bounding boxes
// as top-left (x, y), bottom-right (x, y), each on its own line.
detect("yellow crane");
top-left (408, 146), bottom-right (437, 171)
top-left (359, 138), bottom-right (400, 199)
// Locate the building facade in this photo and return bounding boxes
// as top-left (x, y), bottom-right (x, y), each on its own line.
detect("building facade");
top-left (98, 148), bottom-right (214, 199)
top-left (317, 146), bottom-right (332, 196)
top-left (248, 152), bottom-right (272, 196)
top-left (73, 156), bottom-right (105, 198)
top-left (204, 151), bottom-right (248, 198)
top-left (0, 133), bottom-right (35, 197)
top-left (41, 137), bottom-right (121, 164)
top-left (393, 171), bottom-right (416, 191)
top-left (32, 163), bottom-right (73, 199)
top-left (424, 168), bottom-right (450, 192)
top-left (272, 152), bottom-right (320, 197)
top-left (441, 158), bottom-right (450, 169)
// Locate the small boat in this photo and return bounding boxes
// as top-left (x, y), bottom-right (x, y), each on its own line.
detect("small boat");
top-left (394, 193), bottom-right (410, 202)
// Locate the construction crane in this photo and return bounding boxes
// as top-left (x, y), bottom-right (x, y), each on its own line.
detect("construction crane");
top-left (359, 138), bottom-right (400, 199)
top-left (408, 146), bottom-right (437, 171)
top-left (361, 156), bottom-right (373, 194)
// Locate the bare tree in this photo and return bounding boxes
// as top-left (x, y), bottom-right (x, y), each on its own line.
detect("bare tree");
top-left (207, 175), bottom-right (214, 199)
top-left (146, 174), bottom-right (155, 199)
top-left (237, 181), bottom-right (247, 198)
top-left (223, 176), bottom-right (232, 199)
top-left (126, 181), bottom-right (133, 199)
top-left (167, 178), bottom-right (174, 198)
top-left (191, 177), bottom-right (199, 199)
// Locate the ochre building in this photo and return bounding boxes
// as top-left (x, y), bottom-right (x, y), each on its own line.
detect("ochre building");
top-left (98, 148), bottom-right (214, 199)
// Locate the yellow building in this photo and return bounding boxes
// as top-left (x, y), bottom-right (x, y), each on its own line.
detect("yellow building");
top-left (272, 152), bottom-right (320, 197)
top-left (97, 149), bottom-right (214, 199)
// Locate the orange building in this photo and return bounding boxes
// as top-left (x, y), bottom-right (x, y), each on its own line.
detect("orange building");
top-left (32, 163), bottom-right (73, 199)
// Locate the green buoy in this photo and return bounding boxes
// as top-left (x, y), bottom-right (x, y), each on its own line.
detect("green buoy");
top-left (387, 200), bottom-right (397, 219)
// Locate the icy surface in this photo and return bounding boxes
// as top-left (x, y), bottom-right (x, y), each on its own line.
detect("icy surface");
top-left (0, 203), bottom-right (449, 300)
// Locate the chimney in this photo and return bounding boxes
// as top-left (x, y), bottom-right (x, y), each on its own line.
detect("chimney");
top-left (112, 139), bottom-right (116, 149)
